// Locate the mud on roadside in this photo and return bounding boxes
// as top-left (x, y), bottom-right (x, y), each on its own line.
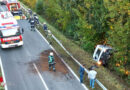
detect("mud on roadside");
top-left (28, 49), bottom-right (69, 75)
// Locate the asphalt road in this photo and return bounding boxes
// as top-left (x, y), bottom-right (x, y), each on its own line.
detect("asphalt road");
top-left (0, 20), bottom-right (87, 90)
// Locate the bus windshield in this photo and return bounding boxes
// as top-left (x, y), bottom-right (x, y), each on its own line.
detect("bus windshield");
top-left (0, 28), bottom-right (21, 38)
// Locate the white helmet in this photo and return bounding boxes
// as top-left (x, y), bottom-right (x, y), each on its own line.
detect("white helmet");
top-left (50, 52), bottom-right (53, 56)
top-left (43, 22), bottom-right (46, 24)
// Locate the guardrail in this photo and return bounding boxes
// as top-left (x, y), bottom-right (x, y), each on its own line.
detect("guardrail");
top-left (20, 3), bottom-right (107, 90)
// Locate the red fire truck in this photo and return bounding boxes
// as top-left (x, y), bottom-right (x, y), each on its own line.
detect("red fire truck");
top-left (0, 11), bottom-right (23, 48)
top-left (0, 0), bottom-right (25, 19)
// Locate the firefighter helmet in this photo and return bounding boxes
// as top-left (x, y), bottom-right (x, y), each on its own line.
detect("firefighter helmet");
top-left (50, 52), bottom-right (53, 56)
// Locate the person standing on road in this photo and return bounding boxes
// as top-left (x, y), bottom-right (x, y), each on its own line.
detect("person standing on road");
top-left (21, 28), bottom-right (24, 34)
top-left (88, 68), bottom-right (97, 89)
top-left (48, 52), bottom-right (56, 72)
top-left (33, 13), bottom-right (39, 26)
top-left (79, 64), bottom-right (85, 83)
top-left (29, 18), bottom-right (35, 31)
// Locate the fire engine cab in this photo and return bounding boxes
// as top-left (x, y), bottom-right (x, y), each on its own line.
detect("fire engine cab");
top-left (93, 45), bottom-right (112, 65)
top-left (0, 11), bottom-right (23, 48)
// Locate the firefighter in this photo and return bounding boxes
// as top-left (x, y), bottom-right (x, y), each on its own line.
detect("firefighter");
top-left (79, 64), bottom-right (85, 83)
top-left (48, 52), bottom-right (56, 72)
top-left (33, 13), bottom-right (39, 25)
top-left (28, 9), bottom-right (32, 19)
top-left (43, 22), bottom-right (48, 31)
top-left (29, 18), bottom-right (35, 31)
top-left (18, 9), bottom-right (23, 19)
top-left (28, 9), bottom-right (32, 16)
top-left (47, 30), bottom-right (52, 44)
top-left (19, 9), bottom-right (22, 16)
top-left (43, 22), bottom-right (48, 36)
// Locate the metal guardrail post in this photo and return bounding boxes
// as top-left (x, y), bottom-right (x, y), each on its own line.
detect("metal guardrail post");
top-left (20, 3), bottom-right (107, 90)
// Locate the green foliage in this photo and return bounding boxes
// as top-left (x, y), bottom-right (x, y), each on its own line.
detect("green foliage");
top-left (36, 0), bottom-right (43, 15)
top-left (105, 0), bottom-right (130, 76)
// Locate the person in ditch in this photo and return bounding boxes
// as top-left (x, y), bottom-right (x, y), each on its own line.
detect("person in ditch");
top-left (48, 52), bottom-right (56, 72)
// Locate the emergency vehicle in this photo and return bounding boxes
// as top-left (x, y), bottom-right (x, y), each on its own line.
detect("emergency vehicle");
top-left (0, 11), bottom-right (23, 48)
top-left (93, 45), bottom-right (112, 65)
top-left (6, 0), bottom-right (25, 20)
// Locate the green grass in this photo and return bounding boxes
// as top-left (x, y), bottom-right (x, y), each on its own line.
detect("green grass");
top-left (21, 3), bottom-right (128, 90)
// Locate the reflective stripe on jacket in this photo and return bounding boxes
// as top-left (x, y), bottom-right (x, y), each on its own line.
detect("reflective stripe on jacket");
top-left (48, 56), bottom-right (54, 64)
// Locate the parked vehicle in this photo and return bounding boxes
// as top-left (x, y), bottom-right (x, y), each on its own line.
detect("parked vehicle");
top-left (5, 0), bottom-right (25, 19)
top-left (0, 11), bottom-right (23, 48)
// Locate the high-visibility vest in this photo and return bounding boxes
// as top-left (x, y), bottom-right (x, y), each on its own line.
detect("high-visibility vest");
top-left (48, 56), bottom-right (54, 64)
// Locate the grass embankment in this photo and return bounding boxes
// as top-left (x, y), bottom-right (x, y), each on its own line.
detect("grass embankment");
top-left (21, 3), bottom-right (128, 90)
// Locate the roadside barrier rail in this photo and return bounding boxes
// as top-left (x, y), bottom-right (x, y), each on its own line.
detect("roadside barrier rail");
top-left (20, 4), bottom-right (107, 90)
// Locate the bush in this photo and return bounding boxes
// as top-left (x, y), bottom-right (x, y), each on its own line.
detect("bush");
top-left (36, 0), bottom-right (43, 15)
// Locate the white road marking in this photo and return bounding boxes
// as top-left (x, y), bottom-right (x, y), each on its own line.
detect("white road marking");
top-left (33, 63), bottom-right (49, 90)
top-left (0, 56), bottom-right (8, 90)
top-left (36, 29), bottom-right (88, 90)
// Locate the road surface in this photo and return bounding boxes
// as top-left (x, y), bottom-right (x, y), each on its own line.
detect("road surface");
top-left (0, 20), bottom-right (87, 90)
